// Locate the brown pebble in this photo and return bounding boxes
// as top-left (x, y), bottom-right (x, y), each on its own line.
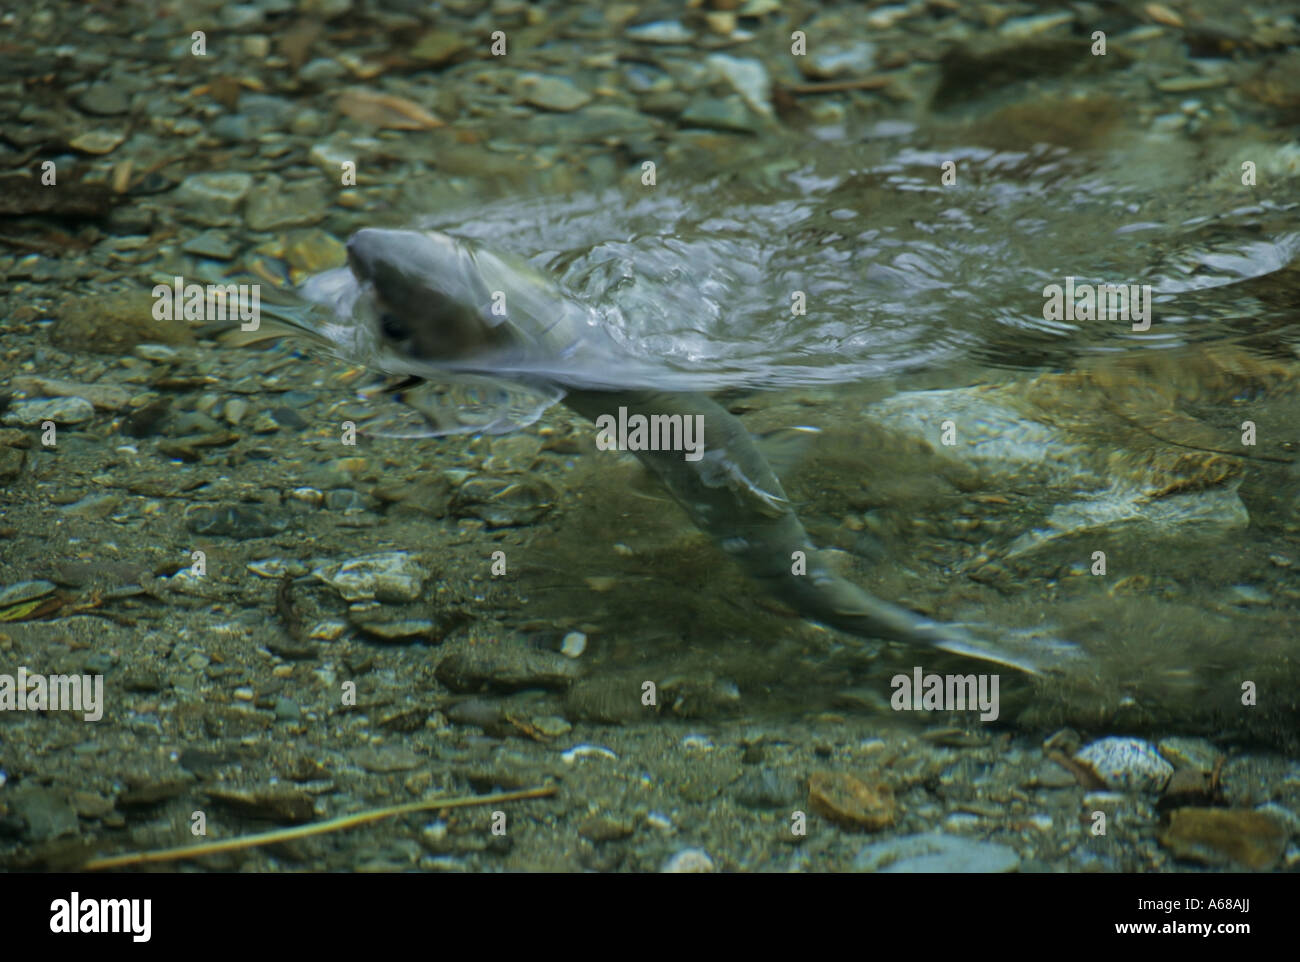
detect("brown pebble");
top-left (808, 771), bottom-right (896, 830)
top-left (1158, 808), bottom-right (1287, 870)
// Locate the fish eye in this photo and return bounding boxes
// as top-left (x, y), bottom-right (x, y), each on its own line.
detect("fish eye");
top-left (379, 312), bottom-right (411, 341)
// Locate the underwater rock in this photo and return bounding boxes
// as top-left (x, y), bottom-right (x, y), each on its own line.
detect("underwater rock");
top-left (660, 848), bottom-right (716, 872)
top-left (2, 397), bottom-right (95, 426)
top-left (51, 289), bottom-right (195, 354)
top-left (808, 771), bottom-right (896, 830)
top-left (1159, 809), bottom-right (1287, 870)
top-left (312, 551), bottom-right (429, 603)
top-left (185, 503), bottom-right (287, 538)
top-left (1074, 737), bottom-right (1174, 793)
top-left (435, 632), bottom-right (581, 693)
top-left (451, 476), bottom-right (555, 528)
top-left (854, 833), bottom-right (1020, 873)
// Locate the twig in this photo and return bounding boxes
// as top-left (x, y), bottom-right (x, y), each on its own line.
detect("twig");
top-left (81, 784), bottom-right (557, 870)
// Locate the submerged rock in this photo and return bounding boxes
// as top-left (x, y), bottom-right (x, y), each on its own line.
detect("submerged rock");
top-left (1159, 809), bottom-right (1287, 870)
top-left (1074, 737), bottom-right (1174, 793)
top-left (854, 833), bottom-right (1020, 873)
top-left (313, 551), bottom-right (429, 603)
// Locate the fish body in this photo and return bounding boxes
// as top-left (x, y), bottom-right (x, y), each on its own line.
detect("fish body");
top-left (251, 228), bottom-right (1080, 674)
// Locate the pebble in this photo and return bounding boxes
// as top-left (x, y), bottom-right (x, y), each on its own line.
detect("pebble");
top-left (1, 397), bottom-right (96, 426)
top-left (11, 376), bottom-right (130, 411)
top-left (60, 493), bottom-right (122, 518)
top-left (808, 771), bottom-right (896, 830)
top-left (69, 129), bottom-right (126, 154)
top-left (706, 54), bottom-right (772, 116)
top-left (181, 230), bottom-right (238, 260)
top-left (284, 228), bottom-right (347, 275)
top-left (173, 172), bottom-right (254, 226)
top-left (660, 848), bottom-right (716, 872)
top-left (997, 12), bottom-right (1075, 41)
top-left (561, 745), bottom-right (617, 763)
top-left (10, 788), bottom-right (79, 842)
top-left (0, 580), bottom-right (57, 606)
top-left (313, 551), bottom-right (428, 602)
top-left (434, 636), bottom-right (580, 692)
top-left (560, 631), bottom-right (587, 658)
top-left (680, 95), bottom-right (763, 134)
top-left (349, 745), bottom-right (422, 773)
top-left (75, 78), bottom-right (132, 115)
top-left (1159, 809), bottom-right (1287, 870)
top-left (452, 477), bottom-right (555, 528)
top-left (204, 785), bottom-right (315, 823)
top-left (245, 175), bottom-right (329, 231)
top-left (184, 503), bottom-right (288, 538)
top-left (626, 21), bottom-right (694, 44)
top-left (1156, 736), bottom-right (1221, 773)
top-left (797, 40), bottom-right (877, 81)
top-left (854, 833), bottom-right (1021, 873)
top-left (518, 73), bottom-right (592, 112)
top-left (1074, 737), bottom-right (1174, 793)
top-left (409, 29), bottom-right (468, 65)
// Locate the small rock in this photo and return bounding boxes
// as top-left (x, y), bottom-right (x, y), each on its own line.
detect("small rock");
top-left (204, 785), bottom-right (316, 823)
top-left (579, 814), bottom-right (635, 843)
top-left (661, 847), bottom-right (715, 872)
top-left (2, 397), bottom-right (95, 426)
top-left (313, 551), bottom-right (428, 602)
top-left (245, 175), bottom-right (329, 231)
top-left (627, 21), bottom-right (694, 44)
top-left (1074, 737), bottom-right (1173, 793)
top-left (560, 631), bottom-right (587, 658)
top-left (173, 172), bottom-right (254, 226)
top-left (435, 634), bottom-right (580, 692)
top-left (409, 30), bottom-right (468, 65)
top-left (69, 129), bottom-right (126, 154)
top-left (348, 745), bottom-right (422, 773)
top-left (1159, 809), bottom-right (1287, 870)
top-left (998, 12), bottom-right (1075, 41)
top-left (452, 477), bottom-right (555, 528)
top-left (10, 788), bottom-right (79, 841)
top-left (284, 228), bottom-right (347, 274)
top-left (76, 78), bottom-right (132, 115)
top-left (680, 95), bottom-right (763, 133)
top-left (185, 503), bottom-right (287, 538)
top-left (181, 230), bottom-right (238, 260)
top-left (855, 833), bottom-right (1021, 873)
top-left (808, 771), bottom-right (896, 830)
top-left (1157, 736), bottom-right (1221, 773)
top-left (798, 40), bottom-right (876, 80)
top-left (517, 74), bottom-right (592, 112)
top-left (11, 376), bottom-right (131, 411)
top-left (0, 580), bottom-right (57, 606)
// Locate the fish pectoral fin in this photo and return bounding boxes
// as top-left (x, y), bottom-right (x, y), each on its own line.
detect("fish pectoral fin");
top-left (704, 456), bottom-right (790, 518)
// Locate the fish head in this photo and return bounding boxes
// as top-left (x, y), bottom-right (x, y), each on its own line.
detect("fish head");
top-left (345, 228), bottom-right (513, 363)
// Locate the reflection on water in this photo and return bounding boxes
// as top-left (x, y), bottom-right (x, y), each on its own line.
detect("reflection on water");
top-left (414, 134), bottom-right (1299, 391)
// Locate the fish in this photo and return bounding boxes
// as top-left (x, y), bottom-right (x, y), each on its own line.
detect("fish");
top-left (236, 228), bottom-right (1084, 675)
